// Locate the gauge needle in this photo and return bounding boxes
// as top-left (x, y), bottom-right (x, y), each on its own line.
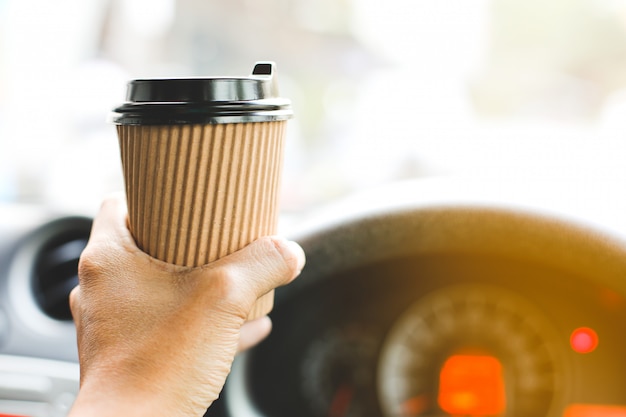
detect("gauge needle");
top-left (328, 383), bottom-right (354, 417)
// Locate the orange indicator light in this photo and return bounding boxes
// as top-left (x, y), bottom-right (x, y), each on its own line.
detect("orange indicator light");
top-left (570, 327), bottom-right (599, 354)
top-left (564, 404), bottom-right (626, 417)
top-left (438, 354), bottom-right (505, 416)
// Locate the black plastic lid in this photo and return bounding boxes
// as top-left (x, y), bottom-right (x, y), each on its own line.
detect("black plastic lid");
top-left (110, 62), bottom-right (293, 125)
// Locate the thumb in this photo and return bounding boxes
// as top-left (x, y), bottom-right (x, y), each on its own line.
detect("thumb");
top-left (189, 236), bottom-right (305, 313)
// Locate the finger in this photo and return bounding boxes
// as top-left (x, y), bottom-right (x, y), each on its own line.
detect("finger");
top-left (237, 316), bottom-right (272, 352)
top-left (87, 193), bottom-right (133, 248)
top-left (200, 236), bottom-right (305, 301)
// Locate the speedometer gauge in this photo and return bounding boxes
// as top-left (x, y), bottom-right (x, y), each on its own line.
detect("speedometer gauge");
top-left (300, 325), bottom-right (381, 417)
top-left (378, 284), bottom-right (568, 417)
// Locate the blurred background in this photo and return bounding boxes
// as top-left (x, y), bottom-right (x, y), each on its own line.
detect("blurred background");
top-left (1, 0), bottom-right (626, 215)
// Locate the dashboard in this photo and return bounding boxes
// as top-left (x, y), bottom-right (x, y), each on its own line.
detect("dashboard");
top-left (1, 179), bottom-right (626, 417)
top-left (240, 255), bottom-right (626, 417)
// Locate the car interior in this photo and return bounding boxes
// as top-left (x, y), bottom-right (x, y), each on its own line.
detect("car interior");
top-left (2, 1), bottom-right (626, 417)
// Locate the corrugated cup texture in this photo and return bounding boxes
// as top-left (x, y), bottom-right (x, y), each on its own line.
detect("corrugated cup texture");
top-left (117, 121), bottom-right (287, 319)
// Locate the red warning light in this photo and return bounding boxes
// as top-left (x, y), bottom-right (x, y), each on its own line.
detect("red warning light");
top-left (438, 355), bottom-right (506, 415)
top-left (570, 327), bottom-right (599, 354)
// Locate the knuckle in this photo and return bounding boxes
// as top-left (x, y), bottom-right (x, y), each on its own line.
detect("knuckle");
top-left (208, 266), bottom-right (245, 300)
top-left (77, 246), bottom-right (107, 283)
top-left (200, 265), bottom-right (253, 315)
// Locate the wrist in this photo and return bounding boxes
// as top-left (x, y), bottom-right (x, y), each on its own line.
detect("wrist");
top-left (69, 380), bottom-right (155, 417)
top-left (69, 375), bottom-right (207, 417)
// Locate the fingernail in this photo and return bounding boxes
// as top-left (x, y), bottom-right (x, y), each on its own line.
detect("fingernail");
top-left (286, 240), bottom-right (306, 272)
top-left (271, 236), bottom-right (306, 273)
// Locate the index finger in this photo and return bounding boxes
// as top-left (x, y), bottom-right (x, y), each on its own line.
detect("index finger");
top-left (87, 193), bottom-right (134, 248)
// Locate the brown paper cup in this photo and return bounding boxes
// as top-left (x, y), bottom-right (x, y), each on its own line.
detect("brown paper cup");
top-left (117, 121), bottom-right (287, 319)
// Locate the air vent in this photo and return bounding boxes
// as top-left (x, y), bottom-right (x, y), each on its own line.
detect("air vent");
top-left (31, 218), bottom-right (91, 321)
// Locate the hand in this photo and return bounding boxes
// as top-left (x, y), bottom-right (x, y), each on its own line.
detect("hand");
top-left (68, 195), bottom-right (305, 416)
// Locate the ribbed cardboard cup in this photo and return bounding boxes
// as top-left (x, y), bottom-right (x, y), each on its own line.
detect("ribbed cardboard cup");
top-left (111, 63), bottom-right (292, 320)
top-left (117, 121), bottom-right (286, 319)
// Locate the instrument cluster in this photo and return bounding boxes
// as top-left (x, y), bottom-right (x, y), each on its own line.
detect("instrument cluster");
top-left (238, 253), bottom-right (626, 417)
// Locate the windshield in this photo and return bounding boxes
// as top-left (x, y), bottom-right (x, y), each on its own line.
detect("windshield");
top-left (1, 0), bottom-right (625, 214)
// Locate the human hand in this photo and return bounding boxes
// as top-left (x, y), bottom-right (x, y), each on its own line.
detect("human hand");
top-left (68, 195), bottom-right (305, 416)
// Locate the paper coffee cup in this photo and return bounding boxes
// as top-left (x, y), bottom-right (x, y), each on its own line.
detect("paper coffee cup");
top-left (110, 62), bottom-right (293, 320)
